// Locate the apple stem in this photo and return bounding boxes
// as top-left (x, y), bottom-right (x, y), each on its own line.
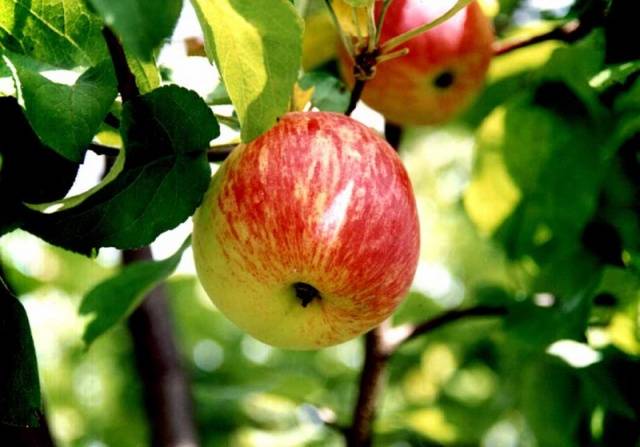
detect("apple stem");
top-left (323, 0), bottom-right (356, 63)
top-left (380, 0), bottom-right (473, 54)
top-left (293, 282), bottom-right (321, 307)
top-left (375, 47), bottom-right (409, 65)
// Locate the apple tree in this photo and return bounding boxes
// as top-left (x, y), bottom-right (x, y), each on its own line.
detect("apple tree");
top-left (1, 0), bottom-right (640, 446)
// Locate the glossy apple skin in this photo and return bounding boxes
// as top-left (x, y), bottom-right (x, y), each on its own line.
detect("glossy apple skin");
top-left (340, 0), bottom-right (494, 125)
top-left (192, 112), bottom-right (420, 349)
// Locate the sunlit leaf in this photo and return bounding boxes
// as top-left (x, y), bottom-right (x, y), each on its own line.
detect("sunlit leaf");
top-left (0, 0), bottom-right (107, 68)
top-left (191, 0), bottom-right (303, 141)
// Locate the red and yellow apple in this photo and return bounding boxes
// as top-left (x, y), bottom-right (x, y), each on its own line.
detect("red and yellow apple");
top-left (192, 112), bottom-right (420, 349)
top-left (340, 0), bottom-right (494, 125)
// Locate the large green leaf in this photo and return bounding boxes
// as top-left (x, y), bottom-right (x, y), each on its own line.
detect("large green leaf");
top-left (6, 54), bottom-right (117, 162)
top-left (23, 85), bottom-right (219, 255)
top-left (80, 237), bottom-right (191, 346)
top-left (88, 0), bottom-right (182, 60)
top-left (191, 0), bottom-right (303, 142)
top-left (0, 281), bottom-right (41, 427)
top-left (0, 0), bottom-right (107, 68)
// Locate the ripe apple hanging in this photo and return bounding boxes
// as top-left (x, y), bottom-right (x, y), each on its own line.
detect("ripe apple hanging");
top-left (192, 112), bottom-right (420, 349)
top-left (340, 0), bottom-right (494, 125)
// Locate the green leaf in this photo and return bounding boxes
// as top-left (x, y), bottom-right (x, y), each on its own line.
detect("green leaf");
top-left (504, 288), bottom-right (594, 348)
top-left (127, 54), bottom-right (161, 94)
top-left (0, 282), bottom-right (41, 427)
top-left (23, 85), bottom-right (219, 255)
top-left (191, 0), bottom-right (303, 141)
top-left (88, 0), bottom-right (182, 59)
top-left (581, 363), bottom-right (635, 418)
top-left (0, 0), bottom-right (107, 68)
top-left (538, 31), bottom-right (605, 117)
top-left (464, 89), bottom-right (606, 259)
top-left (0, 97), bottom-right (79, 234)
top-left (299, 71), bottom-right (350, 112)
top-left (80, 237), bottom-right (191, 345)
top-left (521, 359), bottom-right (582, 447)
top-left (6, 55), bottom-right (117, 162)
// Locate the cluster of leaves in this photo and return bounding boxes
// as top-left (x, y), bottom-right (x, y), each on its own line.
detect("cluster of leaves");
top-left (456, 0), bottom-right (640, 444)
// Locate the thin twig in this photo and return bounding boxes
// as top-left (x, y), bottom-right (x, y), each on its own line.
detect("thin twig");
top-left (102, 27), bottom-right (140, 101)
top-left (324, 0), bottom-right (355, 61)
top-left (385, 306), bottom-right (508, 355)
top-left (104, 112), bottom-right (121, 129)
top-left (492, 19), bottom-right (584, 56)
top-left (89, 143), bottom-right (120, 158)
top-left (381, 0), bottom-right (472, 53)
top-left (345, 79), bottom-right (366, 116)
top-left (88, 142), bottom-right (236, 163)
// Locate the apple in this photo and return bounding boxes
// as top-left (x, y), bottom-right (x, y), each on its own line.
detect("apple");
top-left (340, 0), bottom-right (494, 125)
top-left (192, 112), bottom-right (420, 349)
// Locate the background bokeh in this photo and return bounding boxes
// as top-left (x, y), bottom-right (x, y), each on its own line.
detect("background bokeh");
top-left (2, 0), bottom-right (639, 446)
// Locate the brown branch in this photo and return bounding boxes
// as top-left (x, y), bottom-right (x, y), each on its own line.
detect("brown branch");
top-left (346, 79), bottom-right (366, 116)
top-left (492, 19), bottom-right (587, 56)
top-left (347, 324), bottom-right (389, 447)
top-left (103, 29), bottom-right (199, 447)
top-left (89, 142), bottom-right (237, 163)
top-left (386, 306), bottom-right (508, 355)
top-left (102, 27), bottom-right (140, 101)
top-left (104, 112), bottom-right (121, 129)
top-left (124, 248), bottom-right (200, 447)
top-left (345, 303), bottom-right (507, 445)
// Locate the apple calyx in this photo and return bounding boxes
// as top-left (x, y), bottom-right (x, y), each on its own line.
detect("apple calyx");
top-left (433, 70), bottom-right (455, 89)
top-left (293, 282), bottom-right (322, 308)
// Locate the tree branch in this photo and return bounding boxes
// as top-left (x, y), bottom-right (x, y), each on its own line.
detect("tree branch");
top-left (124, 248), bottom-right (200, 447)
top-left (346, 79), bottom-right (366, 116)
top-left (102, 27), bottom-right (140, 101)
top-left (103, 28), bottom-right (199, 447)
top-left (385, 305), bottom-right (508, 355)
top-left (493, 19), bottom-right (587, 56)
top-left (89, 142), bottom-right (237, 163)
top-left (347, 324), bottom-right (389, 447)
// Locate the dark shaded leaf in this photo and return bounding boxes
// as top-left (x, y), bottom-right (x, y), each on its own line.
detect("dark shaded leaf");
top-left (23, 86), bottom-right (218, 255)
top-left (0, 281), bottom-right (41, 427)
